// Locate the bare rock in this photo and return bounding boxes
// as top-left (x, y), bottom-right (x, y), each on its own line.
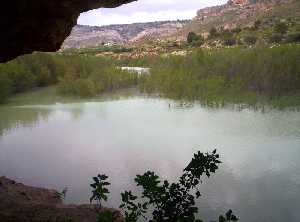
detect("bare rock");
top-left (0, 0), bottom-right (135, 63)
top-left (0, 176), bottom-right (123, 222)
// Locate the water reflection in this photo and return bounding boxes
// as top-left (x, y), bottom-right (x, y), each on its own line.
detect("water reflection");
top-left (0, 107), bottom-right (52, 137)
top-left (0, 97), bottom-right (300, 222)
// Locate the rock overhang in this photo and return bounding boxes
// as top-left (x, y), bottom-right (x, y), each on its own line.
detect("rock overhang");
top-left (0, 0), bottom-right (136, 63)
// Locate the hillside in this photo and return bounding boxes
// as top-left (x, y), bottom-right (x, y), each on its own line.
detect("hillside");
top-left (62, 20), bottom-right (190, 49)
top-left (181, 0), bottom-right (300, 37)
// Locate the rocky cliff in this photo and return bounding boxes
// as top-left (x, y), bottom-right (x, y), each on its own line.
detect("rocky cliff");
top-left (62, 20), bottom-right (190, 49)
top-left (181, 0), bottom-right (297, 35)
top-left (0, 0), bottom-right (135, 63)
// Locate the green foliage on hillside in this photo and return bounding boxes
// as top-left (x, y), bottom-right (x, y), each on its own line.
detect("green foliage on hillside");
top-left (0, 53), bottom-right (65, 103)
top-left (57, 56), bottom-right (138, 97)
top-left (0, 53), bottom-right (138, 101)
top-left (138, 45), bottom-right (300, 107)
top-left (182, 0), bottom-right (300, 48)
top-left (1, 43), bottom-right (299, 107)
top-left (187, 32), bottom-right (204, 46)
top-left (62, 45), bottom-right (134, 56)
top-left (190, 16), bottom-right (300, 47)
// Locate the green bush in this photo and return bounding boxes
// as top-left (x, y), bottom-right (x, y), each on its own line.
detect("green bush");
top-left (73, 79), bottom-right (97, 97)
top-left (138, 45), bottom-right (300, 106)
top-left (209, 27), bottom-right (219, 39)
top-left (223, 38), bottom-right (236, 46)
top-left (274, 21), bottom-right (288, 34)
top-left (231, 27), bottom-right (242, 33)
top-left (254, 20), bottom-right (261, 30)
top-left (0, 53), bottom-right (138, 101)
top-left (269, 33), bottom-right (283, 43)
top-left (187, 32), bottom-right (199, 43)
top-left (187, 32), bottom-right (204, 46)
top-left (93, 150), bottom-right (238, 222)
top-left (285, 32), bottom-right (300, 43)
top-left (0, 73), bottom-right (13, 103)
top-left (0, 52), bottom-right (68, 101)
top-left (243, 35), bottom-right (257, 45)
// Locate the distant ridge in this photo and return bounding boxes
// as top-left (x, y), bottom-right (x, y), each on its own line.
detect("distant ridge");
top-left (62, 0), bottom-right (300, 49)
top-left (62, 20), bottom-right (190, 49)
top-left (181, 0), bottom-right (299, 36)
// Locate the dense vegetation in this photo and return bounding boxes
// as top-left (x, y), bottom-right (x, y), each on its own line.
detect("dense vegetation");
top-left (186, 16), bottom-right (300, 47)
top-left (62, 45), bottom-right (134, 56)
top-left (1, 43), bottom-right (299, 107)
top-left (56, 56), bottom-right (138, 97)
top-left (138, 44), bottom-right (300, 107)
top-left (90, 150), bottom-right (238, 222)
top-left (0, 53), bottom-right (137, 102)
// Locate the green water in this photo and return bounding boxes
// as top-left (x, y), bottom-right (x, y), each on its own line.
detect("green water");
top-left (1, 88), bottom-right (300, 222)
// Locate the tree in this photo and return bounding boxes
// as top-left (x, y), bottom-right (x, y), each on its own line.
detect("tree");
top-left (209, 27), bottom-right (218, 39)
top-left (36, 66), bottom-right (51, 86)
top-left (231, 27), bottom-right (242, 33)
top-left (223, 37), bottom-right (236, 46)
top-left (268, 33), bottom-right (283, 43)
top-left (254, 20), bottom-right (261, 30)
top-left (73, 79), bottom-right (97, 97)
top-left (274, 22), bottom-right (288, 34)
top-left (187, 32), bottom-right (200, 44)
top-left (243, 35), bottom-right (257, 45)
top-left (93, 150), bottom-right (238, 222)
top-left (0, 72), bottom-right (13, 103)
top-left (285, 32), bottom-right (300, 43)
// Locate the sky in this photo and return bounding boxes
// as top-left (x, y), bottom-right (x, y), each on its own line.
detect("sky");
top-left (78, 0), bottom-right (227, 26)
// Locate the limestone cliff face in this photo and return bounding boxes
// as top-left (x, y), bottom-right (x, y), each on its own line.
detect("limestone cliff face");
top-left (187, 0), bottom-right (295, 32)
top-left (0, 0), bottom-right (135, 63)
top-left (62, 20), bottom-right (190, 49)
top-left (196, 0), bottom-right (290, 20)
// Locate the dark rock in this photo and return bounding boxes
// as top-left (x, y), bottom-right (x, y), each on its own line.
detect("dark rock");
top-left (0, 0), bottom-right (135, 63)
top-left (0, 176), bottom-right (123, 222)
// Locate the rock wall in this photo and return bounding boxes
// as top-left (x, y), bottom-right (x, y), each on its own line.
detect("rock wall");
top-left (0, 0), bottom-right (135, 63)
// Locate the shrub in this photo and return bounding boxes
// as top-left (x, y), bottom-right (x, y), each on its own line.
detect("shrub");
top-left (187, 32), bottom-right (199, 44)
top-left (187, 32), bottom-right (204, 46)
top-left (231, 27), bottom-right (242, 33)
top-left (268, 33), bottom-right (283, 43)
top-left (243, 35), bottom-right (257, 45)
top-left (73, 79), bottom-right (97, 97)
top-left (209, 27), bottom-right (219, 39)
top-left (274, 22), bottom-right (288, 34)
top-left (93, 150), bottom-right (238, 222)
top-left (90, 174), bottom-right (110, 208)
top-left (223, 38), bottom-right (236, 46)
top-left (57, 72), bottom-right (76, 95)
top-left (137, 45), bottom-right (300, 106)
top-left (36, 66), bottom-right (51, 86)
top-left (285, 32), bottom-right (300, 43)
top-left (0, 73), bottom-right (13, 103)
top-left (254, 20), bottom-right (261, 30)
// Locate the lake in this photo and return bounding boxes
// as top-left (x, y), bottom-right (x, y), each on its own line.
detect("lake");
top-left (1, 89), bottom-right (300, 222)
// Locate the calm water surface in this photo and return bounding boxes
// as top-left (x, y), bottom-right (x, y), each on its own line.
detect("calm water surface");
top-left (1, 92), bottom-right (300, 222)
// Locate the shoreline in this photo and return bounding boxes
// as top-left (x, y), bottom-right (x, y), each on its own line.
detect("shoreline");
top-left (0, 176), bottom-right (123, 222)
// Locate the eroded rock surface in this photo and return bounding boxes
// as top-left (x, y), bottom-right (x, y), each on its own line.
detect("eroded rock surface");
top-left (0, 176), bottom-right (123, 222)
top-left (0, 0), bottom-right (135, 63)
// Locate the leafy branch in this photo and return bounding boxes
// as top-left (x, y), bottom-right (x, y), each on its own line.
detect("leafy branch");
top-left (91, 149), bottom-right (238, 222)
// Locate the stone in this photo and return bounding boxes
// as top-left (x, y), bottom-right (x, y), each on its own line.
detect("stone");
top-left (0, 176), bottom-right (123, 222)
top-left (0, 0), bottom-right (135, 63)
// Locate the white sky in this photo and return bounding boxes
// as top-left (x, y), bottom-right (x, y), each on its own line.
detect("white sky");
top-left (78, 0), bottom-right (227, 26)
